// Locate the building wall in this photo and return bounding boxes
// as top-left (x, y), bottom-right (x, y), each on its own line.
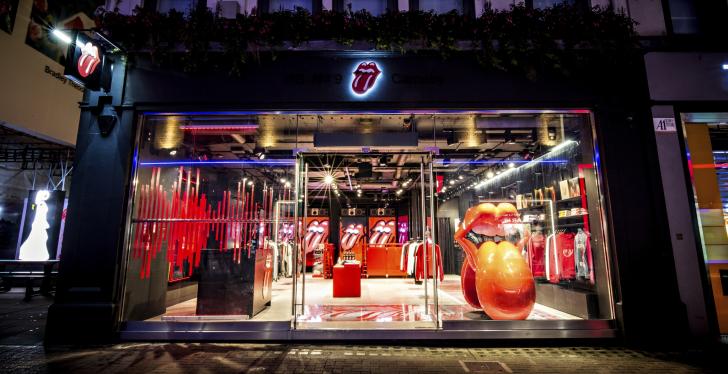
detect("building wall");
top-left (0, 0), bottom-right (83, 145)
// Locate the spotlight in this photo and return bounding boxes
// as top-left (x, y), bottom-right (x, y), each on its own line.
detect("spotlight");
top-left (486, 171), bottom-right (494, 178)
top-left (508, 162), bottom-right (515, 168)
top-left (51, 29), bottom-right (72, 44)
top-left (257, 152), bottom-right (265, 160)
top-left (323, 174), bottom-right (334, 185)
top-left (248, 181), bottom-right (254, 186)
top-left (285, 182), bottom-right (291, 188)
top-left (449, 180), bottom-right (455, 185)
top-left (169, 150), bottom-right (177, 156)
top-left (458, 175), bottom-right (464, 180)
top-left (280, 178), bottom-right (287, 183)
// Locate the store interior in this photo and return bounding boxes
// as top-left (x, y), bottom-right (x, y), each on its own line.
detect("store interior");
top-left (680, 112), bottom-right (728, 336)
top-left (122, 111), bottom-right (613, 328)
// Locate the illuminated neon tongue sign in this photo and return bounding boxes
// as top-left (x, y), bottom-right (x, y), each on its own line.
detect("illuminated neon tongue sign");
top-left (77, 42), bottom-right (101, 78)
top-left (351, 61), bottom-right (381, 95)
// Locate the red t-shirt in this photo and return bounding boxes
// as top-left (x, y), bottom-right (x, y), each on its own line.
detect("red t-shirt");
top-left (557, 232), bottom-right (576, 280)
top-left (528, 232), bottom-right (546, 277)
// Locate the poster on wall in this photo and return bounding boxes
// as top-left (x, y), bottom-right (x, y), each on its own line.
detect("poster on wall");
top-left (0, 0), bottom-right (19, 34)
top-left (25, 1), bottom-right (106, 63)
top-left (368, 217), bottom-right (396, 245)
top-left (340, 217), bottom-right (366, 260)
top-left (304, 217), bottom-right (329, 271)
top-left (397, 215), bottom-right (409, 244)
top-left (15, 190), bottom-right (66, 261)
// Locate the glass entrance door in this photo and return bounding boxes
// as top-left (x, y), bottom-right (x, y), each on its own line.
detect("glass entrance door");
top-left (292, 152), bottom-right (440, 329)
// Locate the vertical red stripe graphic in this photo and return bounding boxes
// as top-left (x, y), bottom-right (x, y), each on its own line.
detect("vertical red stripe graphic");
top-left (131, 167), bottom-right (284, 279)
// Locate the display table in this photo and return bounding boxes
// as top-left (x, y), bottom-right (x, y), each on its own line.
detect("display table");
top-left (333, 262), bottom-right (361, 297)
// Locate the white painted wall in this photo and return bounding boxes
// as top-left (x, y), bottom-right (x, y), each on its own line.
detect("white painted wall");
top-left (0, 0), bottom-right (82, 145)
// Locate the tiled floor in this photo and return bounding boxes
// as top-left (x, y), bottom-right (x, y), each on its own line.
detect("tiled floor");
top-left (156, 274), bottom-right (580, 326)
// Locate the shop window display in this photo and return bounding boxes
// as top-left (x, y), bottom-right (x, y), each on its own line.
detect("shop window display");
top-left (682, 119), bottom-right (728, 336)
top-left (121, 111), bottom-right (614, 328)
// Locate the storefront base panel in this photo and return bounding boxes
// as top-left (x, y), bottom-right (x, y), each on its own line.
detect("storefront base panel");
top-left (119, 320), bottom-right (616, 341)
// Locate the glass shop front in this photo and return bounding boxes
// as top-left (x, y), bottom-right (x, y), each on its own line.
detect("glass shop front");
top-left (118, 109), bottom-right (616, 339)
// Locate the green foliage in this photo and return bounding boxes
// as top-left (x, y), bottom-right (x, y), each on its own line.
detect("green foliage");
top-left (96, 4), bottom-right (640, 78)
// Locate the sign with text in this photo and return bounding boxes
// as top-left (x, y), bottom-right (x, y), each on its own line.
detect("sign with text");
top-left (653, 117), bottom-right (677, 133)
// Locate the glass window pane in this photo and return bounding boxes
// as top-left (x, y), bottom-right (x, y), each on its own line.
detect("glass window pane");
top-left (270, 0), bottom-right (312, 12)
top-left (667, 0), bottom-right (699, 34)
top-left (345, 1), bottom-right (388, 15)
top-left (683, 120), bottom-right (728, 335)
top-left (419, 0), bottom-right (462, 13)
top-left (533, 0), bottom-right (575, 9)
top-left (122, 111), bottom-right (614, 326)
top-left (158, 0), bottom-right (195, 14)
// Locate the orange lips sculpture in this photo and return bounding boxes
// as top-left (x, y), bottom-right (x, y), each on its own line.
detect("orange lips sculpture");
top-left (454, 202), bottom-right (535, 320)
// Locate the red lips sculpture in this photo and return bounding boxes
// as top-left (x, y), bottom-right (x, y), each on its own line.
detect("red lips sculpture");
top-left (454, 202), bottom-right (536, 320)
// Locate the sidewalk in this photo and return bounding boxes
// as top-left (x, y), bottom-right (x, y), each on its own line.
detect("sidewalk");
top-left (0, 290), bottom-right (724, 373)
top-left (0, 288), bottom-right (50, 346)
top-left (0, 343), bottom-right (724, 374)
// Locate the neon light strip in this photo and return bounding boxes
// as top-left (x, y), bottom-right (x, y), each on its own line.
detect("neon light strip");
top-left (434, 159), bottom-right (567, 165)
top-left (139, 160), bottom-right (295, 166)
top-left (706, 260), bottom-right (728, 264)
top-left (179, 124), bottom-right (259, 131)
top-left (144, 109), bottom-right (592, 116)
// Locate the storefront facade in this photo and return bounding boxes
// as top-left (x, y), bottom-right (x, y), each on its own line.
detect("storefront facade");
top-left (646, 52), bottom-right (728, 343)
top-left (45, 50), bottom-right (696, 343)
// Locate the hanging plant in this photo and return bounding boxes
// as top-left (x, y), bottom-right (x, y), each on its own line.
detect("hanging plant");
top-left (95, 4), bottom-right (640, 78)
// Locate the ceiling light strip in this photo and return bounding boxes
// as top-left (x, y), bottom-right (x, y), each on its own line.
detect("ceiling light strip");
top-left (474, 140), bottom-right (578, 190)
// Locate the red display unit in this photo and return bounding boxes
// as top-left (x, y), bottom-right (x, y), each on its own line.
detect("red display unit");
top-left (333, 262), bottom-right (361, 297)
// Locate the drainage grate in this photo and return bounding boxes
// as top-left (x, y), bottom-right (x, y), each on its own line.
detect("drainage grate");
top-left (459, 361), bottom-right (512, 373)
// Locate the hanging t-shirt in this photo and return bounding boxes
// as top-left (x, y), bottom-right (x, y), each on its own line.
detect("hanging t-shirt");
top-left (545, 233), bottom-right (559, 284)
top-left (414, 241), bottom-right (444, 282)
top-left (574, 229), bottom-right (591, 280)
top-left (557, 232), bottom-right (576, 280)
top-left (527, 232), bottom-right (546, 277)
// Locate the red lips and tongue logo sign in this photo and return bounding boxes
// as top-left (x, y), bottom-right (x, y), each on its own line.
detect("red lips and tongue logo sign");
top-left (351, 61), bottom-right (381, 95)
top-left (77, 42), bottom-right (101, 78)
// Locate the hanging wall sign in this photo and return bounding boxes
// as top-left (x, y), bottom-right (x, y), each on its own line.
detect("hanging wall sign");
top-left (64, 32), bottom-right (111, 91)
